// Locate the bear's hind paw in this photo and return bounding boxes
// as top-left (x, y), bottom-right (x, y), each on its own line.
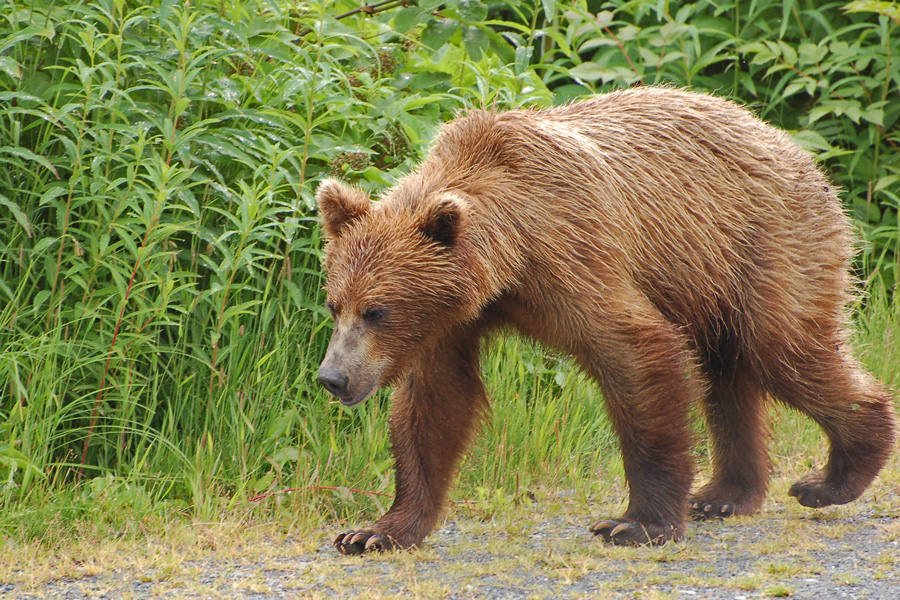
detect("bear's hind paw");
top-left (688, 484), bottom-right (766, 520)
top-left (788, 475), bottom-right (858, 509)
top-left (688, 499), bottom-right (736, 520)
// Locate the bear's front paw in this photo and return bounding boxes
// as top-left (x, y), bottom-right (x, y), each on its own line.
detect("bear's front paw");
top-left (333, 529), bottom-right (400, 555)
top-left (589, 518), bottom-right (681, 546)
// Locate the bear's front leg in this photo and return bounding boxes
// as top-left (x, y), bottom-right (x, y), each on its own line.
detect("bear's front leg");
top-left (579, 295), bottom-right (702, 546)
top-left (333, 333), bottom-right (488, 555)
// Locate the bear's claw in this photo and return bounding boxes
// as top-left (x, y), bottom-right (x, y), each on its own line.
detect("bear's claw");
top-left (688, 500), bottom-right (735, 520)
top-left (590, 518), bottom-right (676, 546)
top-left (333, 530), bottom-right (397, 555)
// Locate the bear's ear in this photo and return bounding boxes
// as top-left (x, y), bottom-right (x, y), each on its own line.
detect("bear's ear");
top-left (420, 194), bottom-right (468, 247)
top-left (317, 179), bottom-right (371, 238)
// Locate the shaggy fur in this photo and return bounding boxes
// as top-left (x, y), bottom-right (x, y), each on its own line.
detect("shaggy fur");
top-left (316, 86), bottom-right (897, 552)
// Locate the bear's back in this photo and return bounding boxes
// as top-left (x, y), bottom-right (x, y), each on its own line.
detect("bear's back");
top-left (419, 87), bottom-right (853, 337)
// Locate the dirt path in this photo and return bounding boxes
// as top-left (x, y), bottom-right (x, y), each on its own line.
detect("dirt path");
top-left (5, 492), bottom-right (899, 600)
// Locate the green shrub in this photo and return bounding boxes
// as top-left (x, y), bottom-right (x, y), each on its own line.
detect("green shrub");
top-left (402, 0), bottom-right (899, 285)
top-left (0, 0), bottom-right (896, 528)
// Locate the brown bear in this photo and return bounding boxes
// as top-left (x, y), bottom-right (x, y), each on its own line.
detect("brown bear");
top-left (316, 86), bottom-right (897, 553)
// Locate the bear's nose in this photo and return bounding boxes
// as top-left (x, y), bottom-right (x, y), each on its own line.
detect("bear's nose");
top-left (318, 367), bottom-right (350, 398)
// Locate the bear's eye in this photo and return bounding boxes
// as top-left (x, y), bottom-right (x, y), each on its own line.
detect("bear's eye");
top-left (325, 301), bottom-right (337, 318)
top-left (361, 307), bottom-right (388, 324)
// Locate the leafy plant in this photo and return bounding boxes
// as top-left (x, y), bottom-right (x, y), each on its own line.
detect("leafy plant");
top-left (0, 0), bottom-right (897, 537)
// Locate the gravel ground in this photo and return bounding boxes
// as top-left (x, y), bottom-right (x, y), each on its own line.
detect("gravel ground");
top-left (4, 495), bottom-right (899, 600)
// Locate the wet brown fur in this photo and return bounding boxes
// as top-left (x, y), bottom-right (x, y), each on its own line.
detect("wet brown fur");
top-left (317, 86), bottom-right (898, 552)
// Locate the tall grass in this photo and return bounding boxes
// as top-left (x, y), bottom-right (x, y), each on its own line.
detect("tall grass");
top-left (0, 0), bottom-right (334, 519)
top-left (0, 0), bottom-right (898, 540)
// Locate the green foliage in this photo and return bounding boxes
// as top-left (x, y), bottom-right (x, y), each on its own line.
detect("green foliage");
top-left (408, 0), bottom-right (900, 286)
top-left (0, 0), bottom-right (333, 516)
top-left (0, 0), bottom-right (897, 535)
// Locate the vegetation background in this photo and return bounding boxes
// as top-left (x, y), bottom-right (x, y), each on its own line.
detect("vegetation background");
top-left (0, 0), bottom-right (898, 548)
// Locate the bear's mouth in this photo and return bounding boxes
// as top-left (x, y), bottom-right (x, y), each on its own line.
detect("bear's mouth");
top-left (338, 379), bottom-right (379, 407)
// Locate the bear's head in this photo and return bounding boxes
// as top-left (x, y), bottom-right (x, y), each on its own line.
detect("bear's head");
top-left (315, 179), bottom-right (482, 406)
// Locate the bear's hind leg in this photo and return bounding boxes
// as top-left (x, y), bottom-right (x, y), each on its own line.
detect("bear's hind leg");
top-left (689, 366), bottom-right (769, 520)
top-left (767, 347), bottom-right (896, 510)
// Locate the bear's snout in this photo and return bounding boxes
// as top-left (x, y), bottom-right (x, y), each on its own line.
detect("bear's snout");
top-left (318, 320), bottom-right (385, 405)
top-left (317, 366), bottom-right (350, 398)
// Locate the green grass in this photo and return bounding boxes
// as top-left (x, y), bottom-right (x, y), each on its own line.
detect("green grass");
top-left (0, 0), bottom-right (898, 549)
top-left (2, 284), bottom-right (897, 545)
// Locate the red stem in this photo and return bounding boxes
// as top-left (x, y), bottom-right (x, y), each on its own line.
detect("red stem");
top-left (78, 254), bottom-right (143, 480)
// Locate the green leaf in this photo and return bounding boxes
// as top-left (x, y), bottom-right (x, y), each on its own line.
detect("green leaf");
top-left (808, 100), bottom-right (865, 125)
top-left (404, 70), bottom-right (452, 92)
top-left (595, 11), bottom-right (614, 28)
top-left (462, 26), bottom-right (489, 60)
top-left (778, 41), bottom-right (798, 66)
top-left (764, 40), bottom-right (782, 58)
top-left (533, 28), bottom-right (572, 55)
top-left (458, 0), bottom-right (488, 22)
top-left (784, 78), bottom-right (817, 98)
top-left (738, 72), bottom-right (758, 97)
top-left (362, 166), bottom-right (394, 186)
top-left (541, 0), bottom-right (557, 23)
top-left (0, 193), bottom-right (32, 237)
top-left (797, 43), bottom-right (827, 65)
top-left (579, 38), bottom-right (618, 52)
top-left (0, 57), bottom-right (21, 80)
top-left (0, 146), bottom-right (59, 179)
top-left (843, 1), bottom-right (900, 20)
top-left (513, 46), bottom-right (534, 76)
top-left (791, 130), bottom-right (835, 153)
top-left (567, 62), bottom-right (607, 82)
top-left (421, 19), bottom-right (459, 51)
top-left (393, 6), bottom-right (430, 33)
top-left (637, 47), bottom-right (661, 67)
top-left (32, 290), bottom-right (51, 314)
top-left (0, 26), bottom-right (54, 54)
top-left (875, 175), bottom-right (900, 193)
top-left (807, 107), bottom-right (831, 125)
top-left (617, 25), bottom-right (640, 41)
top-left (272, 446), bottom-right (300, 464)
top-left (779, 0), bottom-right (794, 39)
top-left (253, 473), bottom-right (274, 493)
top-left (738, 42), bottom-right (769, 55)
top-left (853, 198), bottom-right (880, 223)
top-left (862, 107), bottom-right (884, 127)
top-left (39, 185), bottom-right (68, 207)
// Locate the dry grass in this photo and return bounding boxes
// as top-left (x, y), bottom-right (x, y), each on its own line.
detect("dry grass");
top-left (3, 448), bottom-right (898, 599)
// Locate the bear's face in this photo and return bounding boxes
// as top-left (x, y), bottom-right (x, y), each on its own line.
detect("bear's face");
top-left (315, 179), bottom-right (475, 405)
